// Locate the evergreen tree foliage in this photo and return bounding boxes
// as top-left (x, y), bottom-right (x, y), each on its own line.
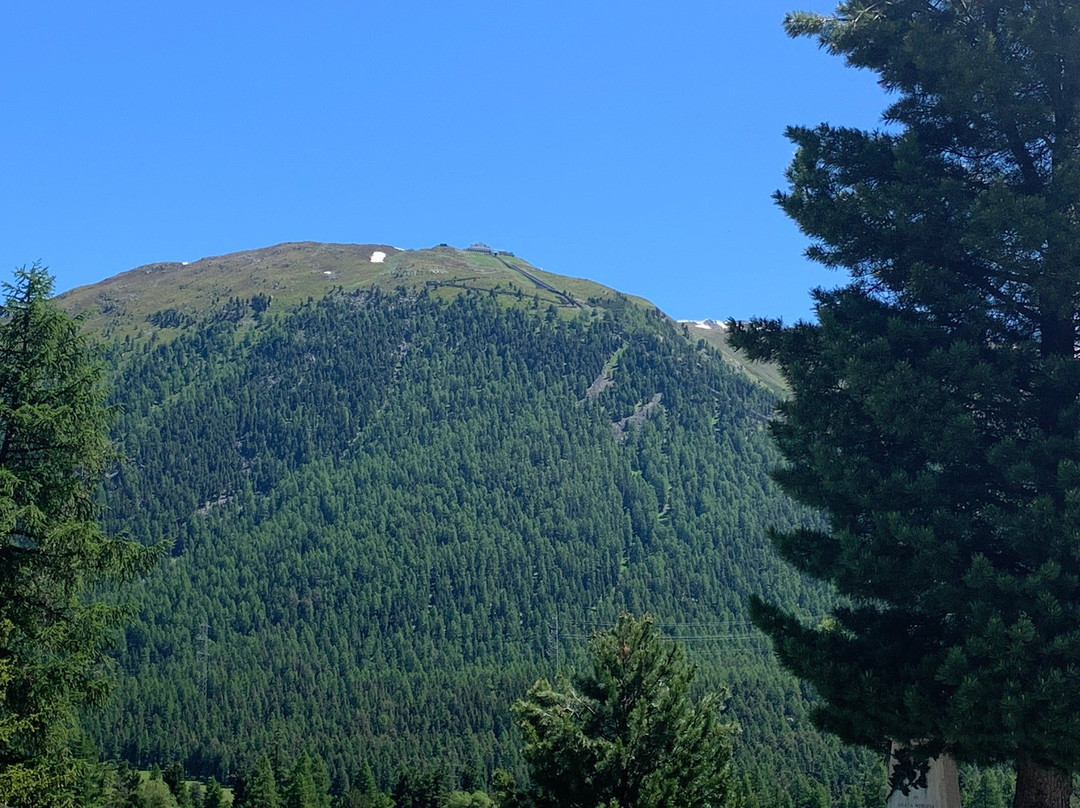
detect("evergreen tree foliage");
top-left (0, 266), bottom-right (161, 805)
top-left (966, 769), bottom-right (1008, 808)
top-left (501, 614), bottom-right (736, 808)
top-left (85, 289), bottom-right (853, 787)
top-left (79, 284), bottom-right (877, 798)
top-left (202, 778), bottom-right (224, 808)
top-left (239, 754), bottom-right (279, 808)
top-left (730, 1), bottom-right (1080, 805)
top-left (284, 754), bottom-right (323, 808)
top-left (341, 762), bottom-right (393, 808)
top-left (136, 778), bottom-right (180, 808)
top-left (98, 760), bottom-right (143, 808)
top-left (392, 763), bottom-right (447, 808)
top-left (164, 760), bottom-right (192, 807)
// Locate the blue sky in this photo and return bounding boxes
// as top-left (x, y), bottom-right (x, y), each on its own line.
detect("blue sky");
top-left (2, 1), bottom-right (888, 322)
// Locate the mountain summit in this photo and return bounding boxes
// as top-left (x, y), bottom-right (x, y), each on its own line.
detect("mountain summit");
top-left (59, 242), bottom-right (781, 392)
top-left (58, 242), bottom-right (645, 334)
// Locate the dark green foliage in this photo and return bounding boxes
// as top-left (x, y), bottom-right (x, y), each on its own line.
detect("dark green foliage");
top-left (964, 768), bottom-right (1009, 808)
top-left (96, 760), bottom-right (143, 808)
top-left (163, 761), bottom-right (184, 793)
top-left (85, 286), bottom-right (874, 795)
top-left (164, 761), bottom-right (192, 807)
top-left (341, 762), bottom-right (393, 808)
top-left (0, 266), bottom-right (161, 804)
top-left (393, 764), bottom-right (447, 808)
top-left (284, 753), bottom-right (330, 808)
top-left (202, 778), bottom-right (224, 808)
top-left (238, 754), bottom-right (279, 808)
top-left (501, 614), bottom-right (736, 808)
top-left (284, 755), bottom-right (316, 808)
top-left (730, 0), bottom-right (1080, 799)
top-left (146, 309), bottom-right (195, 330)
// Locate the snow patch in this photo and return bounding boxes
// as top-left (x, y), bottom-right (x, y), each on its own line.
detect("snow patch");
top-left (679, 319), bottom-right (727, 331)
top-left (370, 251), bottom-right (387, 263)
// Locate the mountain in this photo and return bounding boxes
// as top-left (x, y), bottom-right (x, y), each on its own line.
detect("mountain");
top-left (58, 241), bottom-right (648, 335)
top-left (59, 243), bottom-right (877, 801)
top-left (59, 241), bottom-right (783, 394)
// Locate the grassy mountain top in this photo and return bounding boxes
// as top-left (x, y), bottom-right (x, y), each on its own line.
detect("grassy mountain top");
top-left (58, 241), bottom-right (784, 393)
top-left (57, 242), bottom-right (647, 336)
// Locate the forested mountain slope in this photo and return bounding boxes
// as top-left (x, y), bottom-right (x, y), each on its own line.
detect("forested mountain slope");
top-left (59, 244), bottom-right (876, 801)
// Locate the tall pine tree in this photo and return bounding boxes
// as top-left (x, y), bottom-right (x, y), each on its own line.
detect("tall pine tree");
top-left (0, 266), bottom-right (160, 805)
top-left (732, 3), bottom-right (1080, 808)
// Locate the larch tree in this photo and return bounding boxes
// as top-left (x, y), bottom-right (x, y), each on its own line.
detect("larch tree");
top-left (0, 265), bottom-right (160, 805)
top-left (730, 3), bottom-right (1080, 808)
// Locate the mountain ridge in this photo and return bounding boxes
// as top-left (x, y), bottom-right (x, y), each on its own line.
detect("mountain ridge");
top-left (57, 241), bottom-right (631, 326)
top-left (57, 241), bottom-right (784, 394)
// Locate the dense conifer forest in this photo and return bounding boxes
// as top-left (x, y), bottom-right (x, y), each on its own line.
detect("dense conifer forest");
top-left (72, 277), bottom-right (883, 803)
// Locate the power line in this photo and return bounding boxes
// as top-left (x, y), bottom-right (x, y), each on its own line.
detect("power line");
top-left (197, 618), bottom-right (210, 700)
top-left (548, 614), bottom-right (562, 675)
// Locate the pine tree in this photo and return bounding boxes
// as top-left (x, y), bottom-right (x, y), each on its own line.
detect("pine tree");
top-left (202, 777), bottom-right (224, 808)
top-left (342, 762), bottom-right (393, 808)
top-left (310, 756), bottom-right (331, 808)
top-left (730, 3), bottom-right (1080, 808)
top-left (500, 614), bottom-right (736, 808)
top-left (240, 754), bottom-right (279, 808)
top-left (392, 765), bottom-right (445, 808)
top-left (164, 760), bottom-right (192, 807)
top-left (0, 266), bottom-right (161, 805)
top-left (968, 770), bottom-right (1008, 808)
top-left (284, 754), bottom-right (317, 808)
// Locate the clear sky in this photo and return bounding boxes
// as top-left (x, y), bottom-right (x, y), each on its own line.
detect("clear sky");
top-left (2, 1), bottom-right (889, 323)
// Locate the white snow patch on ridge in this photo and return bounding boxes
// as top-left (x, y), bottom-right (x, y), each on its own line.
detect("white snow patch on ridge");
top-left (679, 319), bottom-right (727, 331)
top-left (370, 251), bottom-right (387, 263)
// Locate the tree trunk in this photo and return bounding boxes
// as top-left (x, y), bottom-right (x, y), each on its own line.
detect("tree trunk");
top-left (1014, 758), bottom-right (1071, 808)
